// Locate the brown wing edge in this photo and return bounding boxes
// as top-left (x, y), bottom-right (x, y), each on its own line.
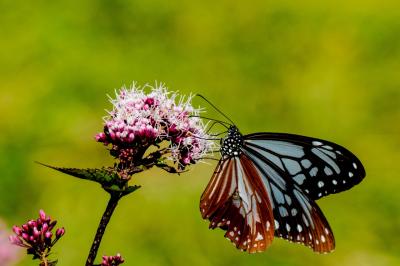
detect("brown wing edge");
top-left (200, 155), bottom-right (276, 253)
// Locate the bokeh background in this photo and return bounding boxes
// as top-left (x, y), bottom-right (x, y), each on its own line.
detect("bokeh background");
top-left (1, 0), bottom-right (399, 265)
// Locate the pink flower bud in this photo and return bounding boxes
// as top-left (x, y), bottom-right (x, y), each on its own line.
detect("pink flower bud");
top-left (42, 223), bottom-right (49, 232)
top-left (128, 133), bottom-right (135, 142)
top-left (182, 157), bottom-right (191, 165)
top-left (109, 131), bottom-right (116, 140)
top-left (95, 132), bottom-right (107, 142)
top-left (45, 231), bottom-right (52, 239)
top-left (27, 220), bottom-right (36, 228)
top-left (9, 235), bottom-right (23, 245)
top-left (12, 226), bottom-right (22, 236)
top-left (56, 227), bottom-right (65, 238)
top-left (145, 97), bottom-right (155, 106)
top-left (33, 227), bottom-right (40, 238)
top-left (39, 210), bottom-right (46, 221)
top-left (22, 233), bottom-right (29, 241)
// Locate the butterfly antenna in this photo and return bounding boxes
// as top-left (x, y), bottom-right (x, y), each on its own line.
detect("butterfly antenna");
top-left (196, 94), bottom-right (235, 125)
top-left (190, 115), bottom-right (230, 128)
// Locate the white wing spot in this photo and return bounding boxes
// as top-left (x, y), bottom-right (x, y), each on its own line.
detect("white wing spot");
top-left (291, 208), bottom-right (298, 216)
top-left (321, 235), bottom-right (326, 243)
top-left (297, 224), bottom-right (303, 232)
top-left (274, 220), bottom-right (279, 229)
top-left (318, 181), bottom-right (324, 188)
top-left (286, 223), bottom-right (291, 232)
top-left (349, 172), bottom-right (354, 177)
top-left (266, 221), bottom-right (270, 230)
top-left (316, 239), bottom-right (319, 245)
top-left (229, 231), bottom-right (234, 237)
top-left (255, 232), bottom-right (264, 241)
top-left (318, 192), bottom-right (322, 197)
top-left (324, 228), bottom-right (329, 234)
top-left (353, 162), bottom-right (357, 169)
top-left (312, 141), bottom-right (323, 146)
top-left (332, 179), bottom-right (337, 185)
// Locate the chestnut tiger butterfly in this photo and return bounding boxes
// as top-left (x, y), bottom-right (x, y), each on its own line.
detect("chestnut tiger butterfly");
top-left (197, 95), bottom-right (366, 254)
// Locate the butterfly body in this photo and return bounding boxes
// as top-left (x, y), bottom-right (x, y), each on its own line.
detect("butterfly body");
top-left (200, 125), bottom-right (365, 254)
top-left (220, 126), bottom-right (244, 157)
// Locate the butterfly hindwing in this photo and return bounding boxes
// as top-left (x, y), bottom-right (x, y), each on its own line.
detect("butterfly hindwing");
top-left (200, 156), bottom-right (274, 253)
top-left (244, 133), bottom-right (365, 200)
top-left (243, 148), bottom-right (335, 253)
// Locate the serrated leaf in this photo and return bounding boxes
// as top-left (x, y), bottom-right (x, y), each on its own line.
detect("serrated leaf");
top-left (37, 162), bottom-right (119, 186)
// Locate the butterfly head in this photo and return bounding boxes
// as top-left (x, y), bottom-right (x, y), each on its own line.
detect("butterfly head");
top-left (220, 126), bottom-right (244, 157)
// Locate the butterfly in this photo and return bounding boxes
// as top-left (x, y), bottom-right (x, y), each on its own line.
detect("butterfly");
top-left (198, 96), bottom-right (366, 254)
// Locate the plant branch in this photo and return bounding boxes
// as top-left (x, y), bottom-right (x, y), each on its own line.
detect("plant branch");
top-left (85, 192), bottom-right (122, 266)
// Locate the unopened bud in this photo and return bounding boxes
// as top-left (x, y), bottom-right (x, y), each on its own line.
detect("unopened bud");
top-left (56, 227), bottom-right (65, 238)
top-left (33, 227), bottom-right (40, 238)
top-left (39, 209), bottom-right (46, 221)
top-left (12, 226), bottom-right (22, 235)
top-left (45, 231), bottom-right (52, 239)
top-left (9, 235), bottom-right (22, 245)
top-left (22, 233), bottom-right (29, 241)
top-left (42, 223), bottom-right (49, 232)
top-left (27, 220), bottom-right (36, 228)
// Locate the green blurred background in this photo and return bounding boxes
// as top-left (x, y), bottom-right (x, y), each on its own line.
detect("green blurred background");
top-left (1, 0), bottom-right (399, 265)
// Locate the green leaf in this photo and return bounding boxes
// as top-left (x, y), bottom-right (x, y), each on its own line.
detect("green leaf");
top-left (103, 184), bottom-right (141, 196)
top-left (37, 162), bottom-right (142, 196)
top-left (37, 162), bottom-right (119, 187)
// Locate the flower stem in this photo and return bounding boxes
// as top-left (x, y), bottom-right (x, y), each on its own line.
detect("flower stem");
top-left (40, 257), bottom-right (48, 266)
top-left (85, 192), bottom-right (122, 266)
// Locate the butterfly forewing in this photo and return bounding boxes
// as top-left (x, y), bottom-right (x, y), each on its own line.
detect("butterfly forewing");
top-left (243, 148), bottom-right (335, 253)
top-left (200, 159), bottom-right (236, 219)
top-left (244, 133), bottom-right (365, 200)
top-left (200, 155), bottom-right (275, 253)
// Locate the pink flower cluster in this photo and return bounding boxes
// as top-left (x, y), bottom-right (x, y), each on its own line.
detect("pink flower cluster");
top-left (9, 210), bottom-right (65, 260)
top-left (0, 220), bottom-right (21, 266)
top-left (95, 83), bottom-right (213, 168)
top-left (101, 253), bottom-right (125, 266)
